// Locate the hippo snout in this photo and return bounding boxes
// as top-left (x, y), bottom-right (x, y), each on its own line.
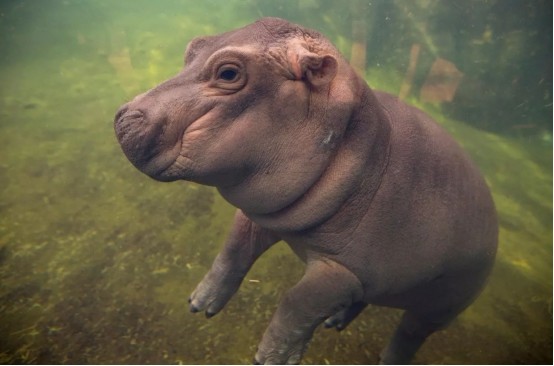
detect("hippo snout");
top-left (114, 96), bottom-right (196, 183)
top-left (114, 104), bottom-right (174, 178)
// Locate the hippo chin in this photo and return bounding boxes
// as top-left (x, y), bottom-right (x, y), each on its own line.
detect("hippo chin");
top-left (114, 17), bottom-right (497, 364)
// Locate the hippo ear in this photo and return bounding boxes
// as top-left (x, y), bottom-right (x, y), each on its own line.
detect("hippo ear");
top-left (288, 43), bottom-right (338, 87)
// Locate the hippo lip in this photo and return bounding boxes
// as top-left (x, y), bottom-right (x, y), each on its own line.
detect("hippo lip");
top-left (141, 144), bottom-right (184, 181)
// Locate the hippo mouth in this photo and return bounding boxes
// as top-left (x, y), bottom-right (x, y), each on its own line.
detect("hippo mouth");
top-left (114, 107), bottom-right (184, 181)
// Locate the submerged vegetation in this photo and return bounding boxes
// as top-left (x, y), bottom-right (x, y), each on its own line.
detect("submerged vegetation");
top-left (0, 0), bottom-right (551, 364)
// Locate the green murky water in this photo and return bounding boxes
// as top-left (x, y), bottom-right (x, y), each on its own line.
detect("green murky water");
top-left (0, 0), bottom-right (551, 364)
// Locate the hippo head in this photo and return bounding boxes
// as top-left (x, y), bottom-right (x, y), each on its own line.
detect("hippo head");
top-left (114, 17), bottom-right (362, 215)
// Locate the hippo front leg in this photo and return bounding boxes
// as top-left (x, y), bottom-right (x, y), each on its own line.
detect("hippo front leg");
top-left (255, 259), bottom-right (363, 364)
top-left (189, 210), bottom-right (279, 317)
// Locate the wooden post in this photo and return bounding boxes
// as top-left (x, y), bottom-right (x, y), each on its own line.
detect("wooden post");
top-left (350, 0), bottom-right (367, 77)
top-left (399, 43), bottom-right (421, 100)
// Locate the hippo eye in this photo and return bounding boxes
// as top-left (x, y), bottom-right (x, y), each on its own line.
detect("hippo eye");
top-left (217, 66), bottom-right (240, 82)
top-left (211, 63), bottom-right (246, 92)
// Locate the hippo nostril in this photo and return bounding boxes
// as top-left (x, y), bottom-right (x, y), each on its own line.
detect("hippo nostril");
top-left (123, 110), bottom-right (145, 123)
top-left (115, 106), bottom-right (145, 125)
top-left (115, 104), bottom-right (129, 123)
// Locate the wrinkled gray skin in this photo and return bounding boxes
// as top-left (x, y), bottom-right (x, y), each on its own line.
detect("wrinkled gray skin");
top-left (114, 18), bottom-right (497, 365)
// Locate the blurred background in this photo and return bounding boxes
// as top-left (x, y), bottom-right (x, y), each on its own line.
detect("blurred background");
top-left (0, 0), bottom-right (551, 364)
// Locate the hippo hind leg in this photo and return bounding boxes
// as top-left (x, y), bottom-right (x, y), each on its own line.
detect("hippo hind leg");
top-left (379, 256), bottom-right (495, 364)
top-left (379, 309), bottom-right (459, 365)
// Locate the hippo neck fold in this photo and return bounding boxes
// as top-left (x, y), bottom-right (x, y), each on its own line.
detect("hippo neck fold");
top-left (240, 82), bottom-right (392, 233)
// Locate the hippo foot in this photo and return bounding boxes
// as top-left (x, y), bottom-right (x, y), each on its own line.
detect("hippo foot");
top-left (254, 321), bottom-right (311, 365)
top-left (254, 337), bottom-right (307, 365)
top-left (188, 268), bottom-right (243, 317)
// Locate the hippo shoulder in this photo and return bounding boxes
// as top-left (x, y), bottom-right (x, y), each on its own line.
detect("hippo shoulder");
top-left (372, 90), bottom-right (460, 155)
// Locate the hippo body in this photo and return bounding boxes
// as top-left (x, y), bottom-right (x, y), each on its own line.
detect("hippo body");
top-left (114, 18), bottom-right (497, 364)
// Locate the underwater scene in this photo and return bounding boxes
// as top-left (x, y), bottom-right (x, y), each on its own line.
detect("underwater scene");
top-left (0, 0), bottom-right (551, 364)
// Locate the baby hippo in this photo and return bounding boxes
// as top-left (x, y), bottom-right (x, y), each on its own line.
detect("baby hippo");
top-left (114, 17), bottom-right (497, 364)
